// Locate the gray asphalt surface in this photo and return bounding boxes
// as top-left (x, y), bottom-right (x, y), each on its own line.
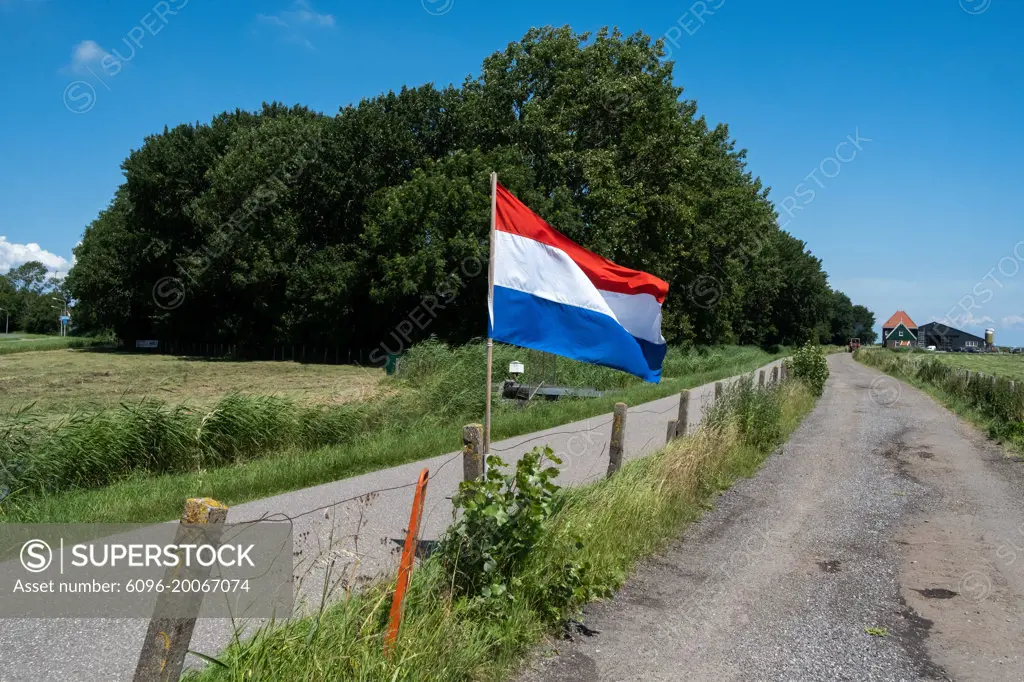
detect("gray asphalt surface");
top-left (520, 354), bottom-right (1024, 681)
top-left (0, 360), bottom-right (782, 681)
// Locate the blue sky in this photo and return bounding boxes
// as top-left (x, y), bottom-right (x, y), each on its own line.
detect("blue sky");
top-left (0, 0), bottom-right (1021, 342)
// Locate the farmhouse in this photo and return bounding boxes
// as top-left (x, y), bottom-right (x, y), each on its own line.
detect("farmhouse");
top-left (882, 310), bottom-right (917, 348)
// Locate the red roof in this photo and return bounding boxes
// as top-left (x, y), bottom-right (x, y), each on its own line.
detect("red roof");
top-left (882, 310), bottom-right (917, 329)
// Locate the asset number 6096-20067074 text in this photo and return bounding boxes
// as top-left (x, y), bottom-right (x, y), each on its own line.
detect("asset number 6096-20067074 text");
top-left (124, 578), bottom-right (251, 593)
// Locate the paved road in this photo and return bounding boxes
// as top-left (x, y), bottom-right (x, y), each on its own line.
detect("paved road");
top-left (521, 354), bottom-right (1024, 681)
top-left (0, 360), bottom-right (783, 681)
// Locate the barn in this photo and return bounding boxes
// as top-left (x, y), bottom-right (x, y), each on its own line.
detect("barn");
top-left (882, 310), bottom-right (917, 348)
top-left (916, 322), bottom-right (987, 352)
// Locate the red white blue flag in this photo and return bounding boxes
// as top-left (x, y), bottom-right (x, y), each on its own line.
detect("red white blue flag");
top-left (488, 184), bottom-right (669, 382)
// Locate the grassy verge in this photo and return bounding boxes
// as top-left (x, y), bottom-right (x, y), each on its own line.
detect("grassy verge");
top-left (1, 342), bottom-right (785, 523)
top-left (855, 347), bottom-right (1024, 457)
top-left (187, 376), bottom-right (817, 682)
top-left (0, 335), bottom-right (109, 355)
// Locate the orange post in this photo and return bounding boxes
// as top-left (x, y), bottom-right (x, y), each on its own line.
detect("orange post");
top-left (385, 468), bottom-right (430, 653)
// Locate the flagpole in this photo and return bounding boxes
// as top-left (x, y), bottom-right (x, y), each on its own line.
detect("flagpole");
top-left (485, 171), bottom-right (497, 461)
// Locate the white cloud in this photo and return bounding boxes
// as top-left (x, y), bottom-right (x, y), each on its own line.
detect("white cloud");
top-left (287, 0), bottom-right (335, 27)
top-left (1002, 315), bottom-right (1024, 327)
top-left (256, 0), bottom-right (335, 48)
top-left (68, 39), bottom-right (111, 74)
top-left (0, 237), bottom-right (71, 276)
top-left (947, 312), bottom-right (994, 327)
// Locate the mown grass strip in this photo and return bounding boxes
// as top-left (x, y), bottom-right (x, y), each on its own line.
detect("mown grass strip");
top-left (185, 377), bottom-right (817, 682)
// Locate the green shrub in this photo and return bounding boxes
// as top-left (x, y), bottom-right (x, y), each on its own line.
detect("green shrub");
top-left (786, 341), bottom-right (829, 396)
top-left (438, 447), bottom-right (600, 622)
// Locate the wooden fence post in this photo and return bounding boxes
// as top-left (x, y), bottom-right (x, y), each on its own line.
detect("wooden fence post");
top-left (134, 498), bottom-right (228, 682)
top-left (759, 370), bottom-right (765, 388)
top-left (385, 468), bottom-right (430, 653)
top-left (676, 390), bottom-right (690, 439)
top-left (606, 402), bottom-right (627, 478)
top-left (666, 419), bottom-right (678, 444)
top-left (462, 424), bottom-right (483, 481)
top-left (715, 382), bottom-right (723, 400)
top-left (771, 366), bottom-right (779, 384)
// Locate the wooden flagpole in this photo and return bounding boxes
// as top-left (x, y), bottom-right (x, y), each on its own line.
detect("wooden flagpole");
top-left (485, 172), bottom-right (497, 461)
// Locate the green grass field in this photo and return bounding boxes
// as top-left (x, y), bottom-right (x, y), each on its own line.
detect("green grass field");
top-left (869, 348), bottom-right (1024, 382)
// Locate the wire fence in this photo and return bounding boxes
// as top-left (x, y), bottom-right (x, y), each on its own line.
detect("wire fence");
top-left (241, 360), bottom-right (785, 536)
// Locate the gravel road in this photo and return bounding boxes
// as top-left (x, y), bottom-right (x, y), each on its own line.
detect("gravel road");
top-left (0, 360), bottom-right (782, 681)
top-left (520, 354), bottom-right (1024, 682)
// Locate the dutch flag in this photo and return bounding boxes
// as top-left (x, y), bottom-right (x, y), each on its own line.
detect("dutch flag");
top-left (488, 184), bottom-right (669, 383)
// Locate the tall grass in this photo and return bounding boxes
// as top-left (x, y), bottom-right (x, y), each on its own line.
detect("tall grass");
top-left (0, 340), bottom-right (784, 521)
top-left (393, 341), bottom-right (781, 418)
top-left (186, 377), bottom-right (815, 682)
top-left (0, 396), bottom-right (377, 497)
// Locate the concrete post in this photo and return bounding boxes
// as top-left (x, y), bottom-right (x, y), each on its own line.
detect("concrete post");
top-left (666, 419), bottom-right (678, 444)
top-left (134, 498), bottom-right (228, 682)
top-left (715, 382), bottom-right (724, 400)
top-left (759, 370), bottom-right (765, 388)
top-left (462, 424), bottom-right (484, 481)
top-left (771, 366), bottom-right (779, 384)
top-left (676, 390), bottom-right (690, 438)
top-left (606, 402), bottom-right (627, 478)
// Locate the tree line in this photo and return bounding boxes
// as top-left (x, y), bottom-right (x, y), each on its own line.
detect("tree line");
top-left (66, 26), bottom-right (877, 354)
top-left (0, 262), bottom-right (72, 335)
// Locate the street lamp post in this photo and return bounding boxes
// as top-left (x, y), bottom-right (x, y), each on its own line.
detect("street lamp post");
top-left (51, 304), bottom-right (66, 337)
top-left (52, 296), bottom-right (70, 337)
